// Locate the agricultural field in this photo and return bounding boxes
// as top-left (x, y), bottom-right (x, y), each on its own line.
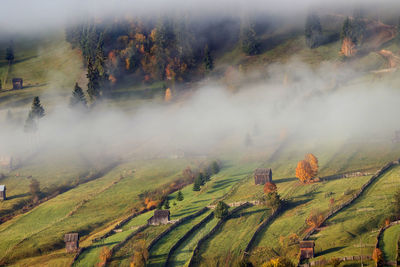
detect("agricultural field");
top-left (2, 5), bottom-right (400, 267)
top-left (311, 165), bottom-right (400, 260)
top-left (380, 224), bottom-right (400, 263)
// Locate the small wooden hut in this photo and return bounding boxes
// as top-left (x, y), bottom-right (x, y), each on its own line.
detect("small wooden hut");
top-left (12, 78), bottom-right (23, 89)
top-left (0, 185), bottom-right (6, 200)
top-left (254, 168), bottom-right (272, 185)
top-left (64, 233), bottom-right (79, 253)
top-left (147, 210), bottom-right (170, 225)
top-left (299, 240), bottom-right (315, 260)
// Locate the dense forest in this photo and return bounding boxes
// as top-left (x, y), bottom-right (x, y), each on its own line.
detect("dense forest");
top-left (65, 15), bottom-right (272, 98)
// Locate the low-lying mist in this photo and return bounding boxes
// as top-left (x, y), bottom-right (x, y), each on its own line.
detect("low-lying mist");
top-left (1, 59), bottom-right (399, 163)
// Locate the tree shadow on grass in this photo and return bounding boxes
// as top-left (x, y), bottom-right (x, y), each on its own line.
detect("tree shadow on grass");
top-left (5, 193), bottom-right (30, 200)
top-left (315, 246), bottom-right (346, 257)
top-left (230, 208), bottom-right (265, 218)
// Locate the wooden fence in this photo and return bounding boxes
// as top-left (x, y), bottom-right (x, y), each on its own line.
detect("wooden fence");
top-left (298, 159), bottom-right (399, 266)
top-left (187, 202), bottom-right (252, 267)
top-left (147, 207), bottom-right (209, 252)
top-left (164, 211), bottom-right (215, 267)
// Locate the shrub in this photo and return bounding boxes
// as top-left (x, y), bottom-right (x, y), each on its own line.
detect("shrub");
top-left (215, 201), bottom-right (229, 219)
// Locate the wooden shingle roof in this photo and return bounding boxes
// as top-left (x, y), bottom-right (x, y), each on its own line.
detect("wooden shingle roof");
top-left (154, 209), bottom-right (170, 218)
top-left (300, 241), bottom-right (315, 248)
top-left (64, 233), bottom-right (79, 242)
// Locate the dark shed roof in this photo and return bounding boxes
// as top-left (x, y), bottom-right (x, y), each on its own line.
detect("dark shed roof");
top-left (64, 233), bottom-right (79, 242)
top-left (300, 241), bottom-right (315, 248)
top-left (154, 209), bottom-right (170, 218)
top-left (254, 168), bottom-right (272, 175)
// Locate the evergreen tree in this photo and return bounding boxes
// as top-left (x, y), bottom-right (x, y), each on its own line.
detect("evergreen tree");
top-left (193, 177), bottom-right (201, 191)
top-left (30, 96), bottom-right (45, 119)
top-left (87, 57), bottom-right (101, 100)
top-left (215, 201), bottom-right (229, 219)
top-left (153, 19), bottom-right (175, 80)
top-left (24, 96), bottom-right (44, 132)
top-left (177, 190), bottom-right (184, 201)
top-left (305, 13), bottom-right (323, 48)
top-left (211, 161), bottom-right (220, 174)
top-left (240, 21), bottom-right (260, 55)
top-left (69, 83), bottom-right (87, 109)
top-left (95, 34), bottom-right (109, 92)
top-left (341, 17), bottom-right (354, 41)
top-left (163, 198), bottom-right (170, 209)
top-left (5, 45), bottom-right (14, 63)
top-left (352, 10), bottom-right (366, 45)
top-left (198, 172), bottom-right (205, 186)
top-left (203, 44), bottom-right (213, 71)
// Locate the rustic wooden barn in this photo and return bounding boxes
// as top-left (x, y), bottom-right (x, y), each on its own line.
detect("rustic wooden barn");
top-left (64, 233), bottom-right (79, 253)
top-left (12, 78), bottom-right (23, 89)
top-left (254, 168), bottom-right (272, 185)
top-left (147, 210), bottom-right (170, 225)
top-left (300, 240), bottom-right (315, 260)
top-left (0, 185), bottom-right (6, 201)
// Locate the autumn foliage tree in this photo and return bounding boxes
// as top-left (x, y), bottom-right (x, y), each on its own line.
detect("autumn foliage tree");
top-left (296, 160), bottom-right (314, 183)
top-left (305, 153), bottom-right (319, 177)
top-left (264, 182), bottom-right (277, 194)
top-left (164, 88), bottom-right (172, 101)
top-left (372, 248), bottom-right (384, 266)
top-left (98, 246), bottom-right (112, 266)
top-left (306, 210), bottom-right (325, 229)
top-left (130, 240), bottom-right (148, 267)
top-left (296, 153), bottom-right (319, 183)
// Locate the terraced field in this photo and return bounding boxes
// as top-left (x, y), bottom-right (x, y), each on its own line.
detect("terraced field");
top-left (380, 224), bottom-right (400, 264)
top-left (311, 165), bottom-right (400, 260)
top-left (197, 205), bottom-right (271, 266)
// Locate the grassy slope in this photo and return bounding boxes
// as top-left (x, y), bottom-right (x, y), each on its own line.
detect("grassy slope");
top-left (197, 205), bottom-right (271, 266)
top-left (380, 224), bottom-right (400, 263)
top-left (169, 217), bottom-right (219, 267)
top-left (0, 32), bottom-right (83, 115)
top-left (147, 211), bottom-right (212, 267)
top-left (0, 158), bottom-right (191, 264)
top-left (2, 23), bottom-right (400, 267)
top-left (312, 165), bottom-right (400, 260)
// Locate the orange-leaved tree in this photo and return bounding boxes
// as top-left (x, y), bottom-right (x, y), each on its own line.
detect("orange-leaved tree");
top-left (296, 160), bottom-right (314, 183)
top-left (306, 210), bottom-right (324, 229)
top-left (372, 248), bottom-right (384, 266)
top-left (305, 153), bottom-right (319, 177)
top-left (165, 88), bottom-right (172, 102)
top-left (264, 182), bottom-right (277, 194)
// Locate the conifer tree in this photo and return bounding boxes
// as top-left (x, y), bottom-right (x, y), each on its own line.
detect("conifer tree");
top-left (305, 13), bottom-right (323, 48)
top-left (163, 198), bottom-right (170, 209)
top-left (240, 21), bottom-right (260, 55)
top-left (193, 177), bottom-right (201, 191)
top-left (95, 34), bottom-right (109, 92)
top-left (177, 190), bottom-right (184, 201)
top-left (5, 45), bottom-right (14, 63)
top-left (215, 201), bottom-right (229, 219)
top-left (24, 96), bottom-right (45, 132)
top-left (198, 172), bottom-right (205, 186)
top-left (203, 44), bottom-right (213, 71)
top-left (87, 57), bottom-right (101, 100)
top-left (69, 83), bottom-right (87, 109)
top-left (30, 96), bottom-right (45, 119)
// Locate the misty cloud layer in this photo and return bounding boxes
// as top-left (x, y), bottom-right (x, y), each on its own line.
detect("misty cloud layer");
top-left (1, 0), bottom-right (400, 34)
top-left (1, 59), bottom-right (399, 160)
